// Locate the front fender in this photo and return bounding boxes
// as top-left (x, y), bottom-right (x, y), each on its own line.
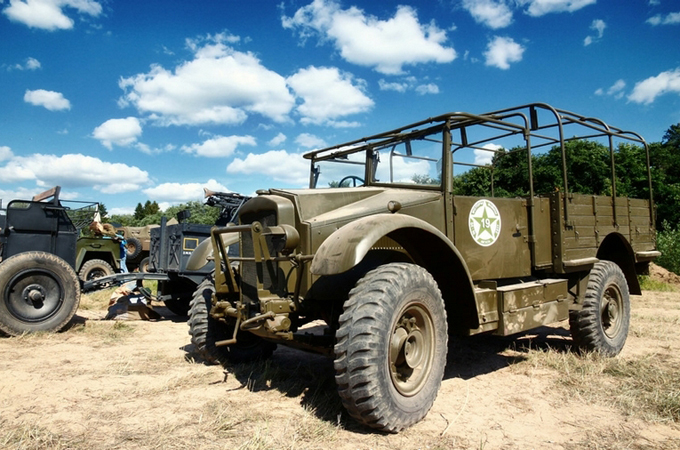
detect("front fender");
top-left (185, 232), bottom-right (239, 271)
top-left (311, 213), bottom-right (481, 331)
top-left (311, 214), bottom-right (459, 275)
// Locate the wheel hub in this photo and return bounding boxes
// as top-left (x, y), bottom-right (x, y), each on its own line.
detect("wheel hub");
top-left (6, 270), bottom-right (64, 322)
top-left (602, 287), bottom-right (623, 338)
top-left (404, 329), bottom-right (425, 368)
top-left (24, 284), bottom-right (46, 306)
top-left (389, 303), bottom-right (435, 396)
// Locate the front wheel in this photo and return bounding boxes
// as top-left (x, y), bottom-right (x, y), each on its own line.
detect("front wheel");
top-left (569, 261), bottom-right (630, 356)
top-left (334, 263), bottom-right (448, 433)
top-left (0, 252), bottom-right (80, 336)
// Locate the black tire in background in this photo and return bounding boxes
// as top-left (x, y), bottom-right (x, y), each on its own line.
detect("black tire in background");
top-left (159, 278), bottom-right (197, 317)
top-left (0, 251), bottom-right (80, 336)
top-left (138, 257), bottom-right (150, 273)
top-left (78, 259), bottom-right (114, 282)
top-left (334, 262), bottom-right (448, 433)
top-left (163, 298), bottom-right (190, 316)
top-left (569, 260), bottom-right (630, 356)
top-left (188, 276), bottom-right (275, 364)
top-left (125, 237), bottom-right (142, 260)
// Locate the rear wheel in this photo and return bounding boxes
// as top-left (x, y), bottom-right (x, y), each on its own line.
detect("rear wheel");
top-left (334, 263), bottom-right (448, 432)
top-left (569, 261), bottom-right (630, 356)
top-left (188, 276), bottom-right (275, 364)
top-left (78, 259), bottom-right (114, 282)
top-left (0, 252), bottom-right (80, 336)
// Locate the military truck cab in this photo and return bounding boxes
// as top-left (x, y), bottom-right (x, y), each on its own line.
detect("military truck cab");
top-left (192, 103), bottom-right (658, 432)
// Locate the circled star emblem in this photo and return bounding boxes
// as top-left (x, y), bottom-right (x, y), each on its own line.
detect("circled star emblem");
top-left (468, 199), bottom-right (501, 247)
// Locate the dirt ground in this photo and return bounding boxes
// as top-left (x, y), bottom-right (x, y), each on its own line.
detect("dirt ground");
top-left (1, 275), bottom-right (680, 449)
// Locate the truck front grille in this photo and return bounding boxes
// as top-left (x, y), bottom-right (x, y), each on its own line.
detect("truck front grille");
top-left (240, 210), bottom-right (280, 307)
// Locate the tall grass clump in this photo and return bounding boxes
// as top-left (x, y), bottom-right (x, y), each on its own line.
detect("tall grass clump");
top-left (656, 222), bottom-right (680, 275)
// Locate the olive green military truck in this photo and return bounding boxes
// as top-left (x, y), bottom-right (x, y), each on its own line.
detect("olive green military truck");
top-left (188, 103), bottom-right (659, 432)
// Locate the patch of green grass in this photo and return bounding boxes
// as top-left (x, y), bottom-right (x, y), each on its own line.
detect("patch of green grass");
top-left (639, 275), bottom-right (676, 292)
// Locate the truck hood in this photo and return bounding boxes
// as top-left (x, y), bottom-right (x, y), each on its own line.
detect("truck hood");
top-left (266, 187), bottom-right (442, 226)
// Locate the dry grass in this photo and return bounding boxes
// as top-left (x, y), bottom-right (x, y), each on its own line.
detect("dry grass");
top-left (511, 291), bottom-right (680, 428)
top-left (0, 419), bottom-right (85, 450)
top-left (516, 350), bottom-right (680, 423)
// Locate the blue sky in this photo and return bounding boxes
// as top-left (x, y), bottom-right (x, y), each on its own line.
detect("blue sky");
top-left (1, 0), bottom-right (679, 215)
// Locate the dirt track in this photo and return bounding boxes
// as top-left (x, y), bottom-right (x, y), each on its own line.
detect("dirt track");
top-left (1, 289), bottom-right (679, 449)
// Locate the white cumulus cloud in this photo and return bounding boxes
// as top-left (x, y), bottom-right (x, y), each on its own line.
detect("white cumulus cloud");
top-left (519, 0), bottom-right (596, 17)
top-left (415, 83), bottom-right (440, 95)
top-left (282, 0), bottom-right (456, 74)
top-left (0, 153), bottom-right (149, 193)
top-left (181, 135), bottom-right (257, 158)
top-left (8, 57), bottom-right (41, 71)
top-left (142, 179), bottom-right (230, 203)
top-left (584, 19), bottom-right (606, 46)
top-left (24, 89), bottom-right (71, 111)
top-left (119, 33), bottom-right (295, 127)
top-left (462, 0), bottom-right (513, 29)
top-left (595, 79), bottom-right (626, 99)
top-left (295, 133), bottom-right (327, 149)
top-left (647, 12), bottom-right (680, 26)
top-left (484, 36), bottom-right (525, 69)
top-left (474, 144), bottom-right (503, 165)
top-left (0, 146), bottom-right (13, 161)
top-left (227, 150), bottom-right (309, 186)
top-left (628, 68), bottom-right (680, 105)
top-left (92, 117), bottom-right (143, 150)
top-left (287, 66), bottom-right (373, 126)
top-left (3, 0), bottom-right (102, 31)
top-left (268, 132), bottom-right (287, 147)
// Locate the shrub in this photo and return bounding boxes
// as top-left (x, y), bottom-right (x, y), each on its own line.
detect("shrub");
top-left (656, 222), bottom-right (680, 275)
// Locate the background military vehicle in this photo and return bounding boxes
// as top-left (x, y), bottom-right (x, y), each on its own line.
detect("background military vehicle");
top-left (0, 187), bottom-right (87, 335)
top-left (84, 190), bottom-right (248, 316)
top-left (116, 225), bottom-right (157, 271)
top-left (188, 103), bottom-right (658, 432)
top-left (75, 233), bottom-right (124, 281)
top-left (77, 225), bottom-right (158, 279)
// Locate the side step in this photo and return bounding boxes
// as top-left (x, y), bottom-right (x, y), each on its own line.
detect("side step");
top-left (470, 278), bottom-right (569, 336)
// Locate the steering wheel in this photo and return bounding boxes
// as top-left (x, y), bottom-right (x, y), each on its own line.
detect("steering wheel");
top-left (338, 175), bottom-right (365, 187)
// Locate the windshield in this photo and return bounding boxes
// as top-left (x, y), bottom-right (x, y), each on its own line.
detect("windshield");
top-left (311, 129), bottom-right (444, 189)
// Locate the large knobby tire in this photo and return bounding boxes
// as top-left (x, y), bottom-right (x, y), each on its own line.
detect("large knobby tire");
top-left (125, 237), bottom-right (142, 260)
top-left (334, 263), bottom-right (448, 433)
top-left (0, 252), bottom-right (81, 336)
top-left (188, 276), bottom-right (276, 364)
top-left (569, 261), bottom-right (630, 357)
top-left (78, 259), bottom-right (114, 282)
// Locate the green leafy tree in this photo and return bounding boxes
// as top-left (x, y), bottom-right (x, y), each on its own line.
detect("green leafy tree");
top-left (165, 201), bottom-right (220, 225)
top-left (143, 200), bottom-right (160, 216)
top-left (454, 166), bottom-right (492, 196)
top-left (133, 203), bottom-right (145, 221)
